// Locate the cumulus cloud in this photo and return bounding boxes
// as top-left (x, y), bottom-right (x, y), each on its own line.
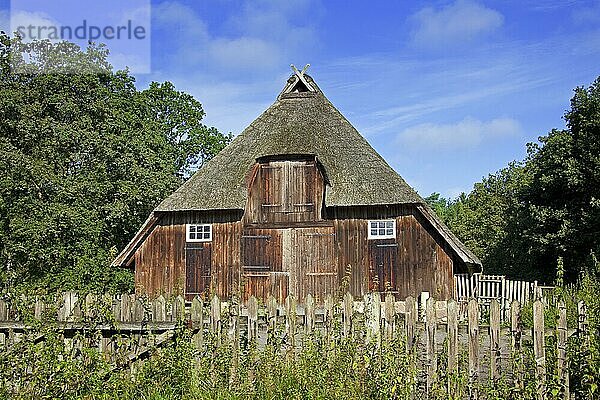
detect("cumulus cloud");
top-left (396, 117), bottom-right (521, 150)
top-left (209, 37), bottom-right (281, 70)
top-left (410, 0), bottom-right (503, 47)
top-left (152, 0), bottom-right (318, 74)
top-left (9, 10), bottom-right (60, 40)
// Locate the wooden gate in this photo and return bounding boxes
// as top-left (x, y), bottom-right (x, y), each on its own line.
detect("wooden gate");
top-left (185, 243), bottom-right (212, 300)
top-left (369, 240), bottom-right (398, 294)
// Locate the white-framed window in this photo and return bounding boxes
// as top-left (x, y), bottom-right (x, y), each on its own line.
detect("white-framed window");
top-left (186, 224), bottom-right (212, 242)
top-left (368, 220), bottom-right (396, 239)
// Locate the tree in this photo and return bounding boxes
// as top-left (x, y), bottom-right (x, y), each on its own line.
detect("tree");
top-left (520, 77), bottom-right (600, 281)
top-left (0, 36), bottom-right (231, 293)
top-left (434, 162), bottom-right (531, 278)
top-left (442, 77), bottom-right (600, 283)
top-left (424, 192), bottom-right (450, 221)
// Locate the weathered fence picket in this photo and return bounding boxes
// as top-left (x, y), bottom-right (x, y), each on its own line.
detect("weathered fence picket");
top-left (342, 292), bottom-right (353, 337)
top-left (533, 300), bottom-right (546, 400)
top-left (510, 300), bottom-right (523, 390)
top-left (0, 290), bottom-right (589, 398)
top-left (489, 299), bottom-right (501, 380)
top-left (447, 299), bottom-right (458, 396)
top-left (557, 300), bottom-right (569, 399)
top-left (468, 299), bottom-right (479, 400)
top-left (405, 296), bottom-right (417, 354)
top-left (247, 296), bottom-right (258, 343)
top-left (425, 297), bottom-right (437, 396)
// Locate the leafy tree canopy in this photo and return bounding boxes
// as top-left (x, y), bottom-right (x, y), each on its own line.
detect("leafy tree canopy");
top-left (430, 76), bottom-right (600, 283)
top-left (0, 36), bottom-right (231, 293)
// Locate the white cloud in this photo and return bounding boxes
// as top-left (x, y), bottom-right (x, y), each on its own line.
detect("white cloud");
top-left (152, 0), bottom-right (318, 75)
top-left (396, 117), bottom-right (521, 150)
top-left (209, 37), bottom-right (281, 70)
top-left (410, 0), bottom-right (503, 47)
top-left (9, 10), bottom-right (60, 40)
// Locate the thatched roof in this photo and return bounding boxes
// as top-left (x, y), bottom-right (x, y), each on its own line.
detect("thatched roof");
top-left (113, 71), bottom-right (481, 269)
top-left (155, 73), bottom-right (423, 212)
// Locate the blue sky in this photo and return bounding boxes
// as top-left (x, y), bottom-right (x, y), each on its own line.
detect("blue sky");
top-left (2, 0), bottom-right (600, 198)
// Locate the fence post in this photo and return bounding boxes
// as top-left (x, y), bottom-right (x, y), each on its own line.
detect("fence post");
top-left (405, 296), bottom-right (417, 354)
top-left (343, 292), bottom-right (353, 337)
top-left (365, 293), bottom-right (381, 346)
top-left (191, 296), bottom-right (204, 349)
top-left (557, 300), bottom-right (569, 399)
top-left (468, 298), bottom-right (479, 400)
top-left (211, 295), bottom-right (221, 345)
top-left (266, 295), bottom-right (277, 344)
top-left (33, 296), bottom-right (45, 321)
top-left (533, 299), bottom-right (546, 400)
top-left (153, 295), bottom-right (166, 322)
top-left (0, 299), bottom-right (7, 347)
top-left (305, 294), bottom-right (315, 335)
top-left (247, 296), bottom-right (258, 344)
top-left (447, 299), bottom-right (459, 397)
top-left (510, 300), bottom-right (523, 390)
top-left (489, 299), bottom-right (501, 380)
top-left (285, 295), bottom-right (297, 350)
top-left (383, 293), bottom-right (395, 341)
top-left (324, 294), bottom-right (334, 342)
top-left (120, 293), bottom-right (132, 322)
top-left (228, 299), bottom-right (240, 387)
top-left (426, 297), bottom-right (437, 396)
top-left (172, 295), bottom-right (185, 322)
top-left (58, 292), bottom-right (78, 322)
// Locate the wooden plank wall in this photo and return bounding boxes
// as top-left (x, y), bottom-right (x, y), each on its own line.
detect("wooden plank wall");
top-left (134, 204), bottom-right (459, 301)
top-left (331, 205), bottom-right (455, 299)
top-left (290, 227), bottom-right (338, 302)
top-left (244, 159), bottom-right (325, 225)
top-left (135, 213), bottom-right (186, 298)
top-left (241, 228), bottom-right (286, 302)
top-left (134, 211), bottom-right (242, 299)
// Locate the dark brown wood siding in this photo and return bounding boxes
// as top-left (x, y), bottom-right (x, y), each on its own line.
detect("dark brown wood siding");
top-left (134, 213), bottom-right (186, 298)
top-left (331, 205), bottom-right (456, 299)
top-left (134, 211), bottom-right (242, 299)
top-left (133, 205), bottom-right (458, 301)
top-left (185, 242), bottom-right (211, 299)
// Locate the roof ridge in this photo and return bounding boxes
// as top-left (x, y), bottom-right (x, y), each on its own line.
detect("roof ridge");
top-left (155, 72), bottom-right (423, 212)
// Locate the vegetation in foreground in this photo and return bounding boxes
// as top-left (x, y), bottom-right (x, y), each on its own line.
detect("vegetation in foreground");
top-left (0, 261), bottom-right (599, 400)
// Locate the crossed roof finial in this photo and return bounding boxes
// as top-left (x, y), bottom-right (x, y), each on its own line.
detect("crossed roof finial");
top-left (286, 64), bottom-right (313, 93)
top-left (291, 64), bottom-right (310, 76)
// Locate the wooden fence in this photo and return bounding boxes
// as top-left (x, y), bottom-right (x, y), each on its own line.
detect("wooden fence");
top-left (454, 273), bottom-right (555, 317)
top-left (0, 292), bottom-right (588, 399)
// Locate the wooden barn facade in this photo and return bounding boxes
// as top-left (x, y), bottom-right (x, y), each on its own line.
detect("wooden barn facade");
top-left (113, 68), bottom-right (481, 302)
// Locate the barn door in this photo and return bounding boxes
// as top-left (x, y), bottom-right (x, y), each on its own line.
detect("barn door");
top-left (241, 229), bottom-right (287, 302)
top-left (290, 228), bottom-right (338, 301)
top-left (369, 241), bottom-right (398, 293)
top-left (256, 160), bottom-right (320, 223)
top-left (185, 242), bottom-right (212, 300)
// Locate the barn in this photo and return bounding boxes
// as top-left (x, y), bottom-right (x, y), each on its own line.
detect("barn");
top-left (112, 67), bottom-right (481, 302)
